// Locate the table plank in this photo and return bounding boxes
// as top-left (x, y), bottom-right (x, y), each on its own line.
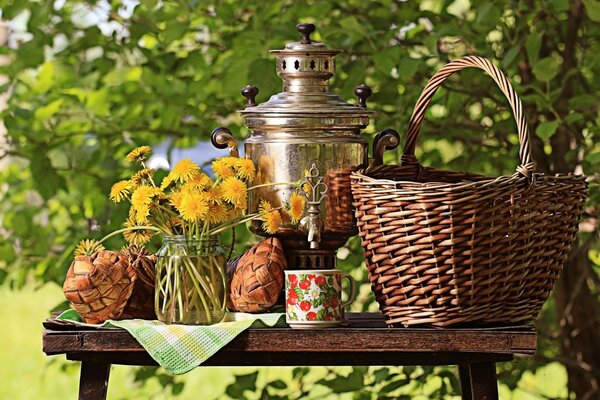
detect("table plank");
top-left (43, 312), bottom-right (537, 361)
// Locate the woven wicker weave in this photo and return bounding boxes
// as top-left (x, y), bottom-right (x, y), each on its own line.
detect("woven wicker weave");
top-left (351, 56), bottom-right (588, 327)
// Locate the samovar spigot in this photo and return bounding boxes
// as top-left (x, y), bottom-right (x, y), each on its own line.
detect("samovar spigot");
top-left (298, 162), bottom-right (328, 250)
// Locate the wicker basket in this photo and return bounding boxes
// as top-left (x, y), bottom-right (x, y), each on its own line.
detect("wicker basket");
top-left (351, 56), bottom-right (588, 327)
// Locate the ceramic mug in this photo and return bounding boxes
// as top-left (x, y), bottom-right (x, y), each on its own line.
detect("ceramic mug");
top-left (285, 269), bottom-right (357, 329)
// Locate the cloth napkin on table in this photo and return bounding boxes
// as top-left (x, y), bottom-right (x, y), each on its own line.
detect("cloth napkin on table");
top-left (57, 309), bottom-right (286, 375)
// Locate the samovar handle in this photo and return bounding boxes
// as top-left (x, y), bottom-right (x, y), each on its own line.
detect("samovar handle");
top-left (241, 85), bottom-right (259, 107)
top-left (371, 128), bottom-right (400, 167)
top-left (210, 127), bottom-right (239, 158)
top-left (354, 84), bottom-right (373, 108)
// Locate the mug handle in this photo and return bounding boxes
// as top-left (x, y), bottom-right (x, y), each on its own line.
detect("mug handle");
top-left (339, 273), bottom-right (357, 310)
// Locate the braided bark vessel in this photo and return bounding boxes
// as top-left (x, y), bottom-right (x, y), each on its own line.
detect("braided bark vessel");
top-left (228, 237), bottom-right (287, 313)
top-left (63, 246), bottom-right (156, 323)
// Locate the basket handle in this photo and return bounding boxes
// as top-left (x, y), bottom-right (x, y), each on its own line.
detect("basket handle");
top-left (403, 55), bottom-right (534, 177)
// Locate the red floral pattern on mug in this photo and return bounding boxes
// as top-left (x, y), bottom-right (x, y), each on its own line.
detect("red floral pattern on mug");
top-left (287, 289), bottom-right (298, 305)
top-left (315, 275), bottom-right (326, 286)
top-left (330, 296), bottom-right (338, 308)
top-left (299, 279), bottom-right (311, 290)
top-left (289, 274), bottom-right (298, 288)
top-left (299, 300), bottom-right (311, 311)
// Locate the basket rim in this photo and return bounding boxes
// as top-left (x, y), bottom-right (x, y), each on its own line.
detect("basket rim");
top-left (350, 168), bottom-right (587, 193)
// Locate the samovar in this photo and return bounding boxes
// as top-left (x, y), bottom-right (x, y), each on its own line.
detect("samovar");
top-left (211, 23), bottom-right (398, 269)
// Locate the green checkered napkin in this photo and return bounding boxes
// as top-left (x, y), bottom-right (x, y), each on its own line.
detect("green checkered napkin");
top-left (57, 310), bottom-right (286, 374)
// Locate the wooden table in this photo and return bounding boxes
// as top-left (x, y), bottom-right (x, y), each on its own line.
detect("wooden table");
top-left (42, 313), bottom-right (537, 400)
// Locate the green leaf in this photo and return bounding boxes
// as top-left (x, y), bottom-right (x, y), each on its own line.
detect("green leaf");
top-left (475, 3), bottom-right (501, 28)
top-left (373, 46), bottom-right (402, 76)
top-left (550, 0), bottom-right (571, 12)
top-left (531, 57), bottom-right (561, 82)
top-left (535, 120), bottom-right (560, 140)
top-left (316, 369), bottom-right (364, 393)
top-left (0, 243), bottom-right (16, 264)
top-left (267, 379), bottom-right (287, 390)
top-left (30, 154), bottom-right (66, 200)
top-left (316, 308), bottom-right (328, 320)
top-left (33, 62), bottom-right (55, 94)
top-left (380, 378), bottom-right (410, 393)
top-left (15, 40), bottom-right (44, 69)
top-left (34, 99), bottom-right (64, 120)
top-left (86, 88), bottom-right (111, 116)
top-left (525, 32), bottom-right (543, 64)
top-left (292, 367), bottom-right (309, 379)
top-left (584, 152), bottom-right (600, 164)
top-left (583, 0), bottom-right (600, 22)
top-left (226, 371), bottom-right (258, 399)
top-left (171, 382), bottom-right (184, 395)
top-left (501, 46), bottom-right (520, 68)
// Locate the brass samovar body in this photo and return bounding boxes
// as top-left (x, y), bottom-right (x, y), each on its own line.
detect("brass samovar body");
top-left (212, 24), bottom-right (377, 269)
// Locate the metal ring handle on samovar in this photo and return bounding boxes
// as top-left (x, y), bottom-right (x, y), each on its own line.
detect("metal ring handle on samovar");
top-left (210, 127), bottom-right (239, 158)
top-left (370, 128), bottom-right (400, 167)
top-left (210, 85), bottom-right (261, 156)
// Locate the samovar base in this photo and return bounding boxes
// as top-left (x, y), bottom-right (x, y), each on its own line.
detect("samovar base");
top-left (278, 234), bottom-right (350, 270)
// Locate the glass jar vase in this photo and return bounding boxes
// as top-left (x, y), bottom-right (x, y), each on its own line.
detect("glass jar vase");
top-left (155, 235), bottom-right (227, 325)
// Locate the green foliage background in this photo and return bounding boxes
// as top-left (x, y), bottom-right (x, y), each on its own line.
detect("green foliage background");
top-left (0, 0), bottom-right (599, 399)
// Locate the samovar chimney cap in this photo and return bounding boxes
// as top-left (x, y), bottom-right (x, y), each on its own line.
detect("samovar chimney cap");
top-left (239, 23), bottom-right (373, 129)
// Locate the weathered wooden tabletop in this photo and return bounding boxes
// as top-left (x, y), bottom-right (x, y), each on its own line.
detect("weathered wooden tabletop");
top-left (43, 312), bottom-right (536, 366)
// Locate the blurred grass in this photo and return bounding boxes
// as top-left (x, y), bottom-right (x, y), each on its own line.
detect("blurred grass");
top-left (0, 284), bottom-right (568, 399)
top-left (0, 284), bottom-right (262, 399)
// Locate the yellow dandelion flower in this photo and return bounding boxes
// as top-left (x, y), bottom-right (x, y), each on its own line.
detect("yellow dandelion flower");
top-left (130, 168), bottom-right (155, 187)
top-left (207, 186), bottom-right (223, 204)
top-left (169, 158), bottom-right (200, 183)
top-left (212, 157), bottom-right (236, 180)
top-left (74, 239), bottom-right (105, 257)
top-left (207, 203), bottom-right (229, 224)
top-left (261, 210), bottom-right (282, 234)
top-left (133, 203), bottom-right (150, 224)
top-left (109, 180), bottom-right (131, 203)
top-left (168, 190), bottom-right (185, 209)
top-left (178, 191), bottom-right (210, 222)
top-left (183, 172), bottom-right (213, 191)
top-left (160, 172), bottom-right (175, 190)
top-left (123, 217), bottom-right (154, 245)
top-left (288, 192), bottom-right (306, 224)
top-left (221, 177), bottom-right (247, 208)
top-left (235, 158), bottom-right (256, 182)
top-left (259, 199), bottom-right (274, 214)
top-left (236, 195), bottom-right (247, 211)
top-left (125, 146), bottom-right (151, 163)
top-left (131, 185), bottom-right (159, 208)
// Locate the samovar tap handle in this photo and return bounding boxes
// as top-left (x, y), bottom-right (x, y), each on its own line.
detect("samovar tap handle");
top-left (211, 127), bottom-right (239, 158)
top-left (298, 162), bottom-right (327, 250)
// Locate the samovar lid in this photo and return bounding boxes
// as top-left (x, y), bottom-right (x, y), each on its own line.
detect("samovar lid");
top-left (239, 23), bottom-right (374, 130)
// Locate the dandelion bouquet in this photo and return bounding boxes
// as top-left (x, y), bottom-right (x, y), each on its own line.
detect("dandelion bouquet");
top-left (104, 146), bottom-right (305, 324)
